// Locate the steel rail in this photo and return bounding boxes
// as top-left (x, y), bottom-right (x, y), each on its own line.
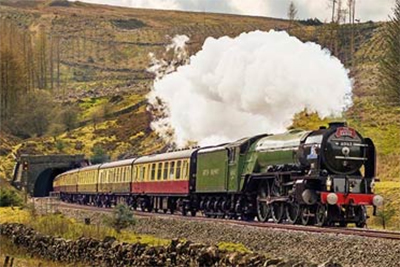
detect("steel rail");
top-left (56, 201), bottom-right (400, 241)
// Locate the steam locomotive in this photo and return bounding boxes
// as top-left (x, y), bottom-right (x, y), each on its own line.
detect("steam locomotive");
top-left (53, 122), bottom-right (383, 227)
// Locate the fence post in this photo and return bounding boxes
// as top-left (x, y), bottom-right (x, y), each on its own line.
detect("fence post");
top-left (3, 255), bottom-right (9, 267)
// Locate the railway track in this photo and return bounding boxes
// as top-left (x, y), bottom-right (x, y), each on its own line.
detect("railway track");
top-left (55, 200), bottom-right (400, 241)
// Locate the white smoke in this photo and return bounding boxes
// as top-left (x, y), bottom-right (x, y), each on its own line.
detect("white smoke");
top-left (148, 30), bottom-right (352, 147)
top-left (148, 35), bottom-right (189, 80)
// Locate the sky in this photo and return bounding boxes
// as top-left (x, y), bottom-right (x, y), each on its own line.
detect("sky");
top-left (70, 0), bottom-right (396, 22)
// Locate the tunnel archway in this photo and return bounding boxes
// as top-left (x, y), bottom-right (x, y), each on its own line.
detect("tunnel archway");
top-left (33, 168), bottom-right (66, 197)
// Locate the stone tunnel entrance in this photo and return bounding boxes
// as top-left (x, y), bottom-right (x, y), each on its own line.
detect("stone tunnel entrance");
top-left (12, 154), bottom-right (86, 197)
top-left (33, 168), bottom-right (66, 197)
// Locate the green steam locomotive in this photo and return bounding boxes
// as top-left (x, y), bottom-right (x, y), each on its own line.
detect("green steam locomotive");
top-left (55, 122), bottom-right (383, 227)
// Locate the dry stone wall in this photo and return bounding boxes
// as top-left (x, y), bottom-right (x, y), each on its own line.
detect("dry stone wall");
top-left (0, 223), bottom-right (340, 267)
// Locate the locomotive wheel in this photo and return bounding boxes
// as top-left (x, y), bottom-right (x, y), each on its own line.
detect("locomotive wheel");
top-left (285, 202), bottom-right (300, 224)
top-left (200, 199), bottom-right (205, 211)
top-left (300, 206), bottom-right (313, 225)
top-left (140, 201), bottom-right (146, 212)
top-left (355, 206), bottom-right (367, 228)
top-left (221, 199), bottom-right (230, 218)
top-left (257, 184), bottom-right (270, 222)
top-left (315, 203), bottom-right (327, 226)
top-left (271, 202), bottom-right (284, 223)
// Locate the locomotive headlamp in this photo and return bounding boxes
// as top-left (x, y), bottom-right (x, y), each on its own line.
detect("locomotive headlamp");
top-left (327, 193), bottom-right (338, 205)
top-left (326, 176), bottom-right (332, 191)
top-left (373, 195), bottom-right (384, 207)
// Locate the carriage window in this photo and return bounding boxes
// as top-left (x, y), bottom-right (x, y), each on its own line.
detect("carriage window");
top-left (144, 165), bottom-right (148, 181)
top-left (151, 164), bottom-right (156, 180)
top-left (163, 162), bottom-right (169, 180)
top-left (139, 166), bottom-right (144, 181)
top-left (134, 166), bottom-right (137, 181)
top-left (169, 161), bottom-right (175, 179)
top-left (182, 161), bottom-right (189, 179)
top-left (157, 163), bottom-right (162, 180)
top-left (176, 160), bottom-right (182, 179)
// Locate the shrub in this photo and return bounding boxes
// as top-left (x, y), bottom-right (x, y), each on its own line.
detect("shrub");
top-left (375, 205), bottom-right (396, 229)
top-left (0, 188), bottom-right (23, 207)
top-left (90, 144), bottom-right (110, 164)
top-left (55, 139), bottom-right (66, 152)
top-left (105, 204), bottom-right (135, 233)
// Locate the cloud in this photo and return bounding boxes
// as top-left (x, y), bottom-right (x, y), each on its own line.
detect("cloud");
top-left (70, 0), bottom-right (395, 22)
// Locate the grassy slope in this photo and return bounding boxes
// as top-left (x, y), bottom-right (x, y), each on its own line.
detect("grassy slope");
top-left (0, 0), bottom-right (293, 174)
top-left (0, 1), bottom-right (398, 228)
top-left (349, 26), bottom-right (400, 229)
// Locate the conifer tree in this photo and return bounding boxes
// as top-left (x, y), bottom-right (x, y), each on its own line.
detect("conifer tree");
top-left (380, 0), bottom-right (400, 105)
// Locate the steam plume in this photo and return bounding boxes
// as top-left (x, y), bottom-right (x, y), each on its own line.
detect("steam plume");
top-left (148, 31), bottom-right (352, 147)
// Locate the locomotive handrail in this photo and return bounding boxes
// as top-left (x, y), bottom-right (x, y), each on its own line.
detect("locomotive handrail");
top-left (335, 156), bottom-right (368, 160)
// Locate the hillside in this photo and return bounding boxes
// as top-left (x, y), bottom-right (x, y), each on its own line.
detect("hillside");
top-left (0, 0), bottom-right (399, 228)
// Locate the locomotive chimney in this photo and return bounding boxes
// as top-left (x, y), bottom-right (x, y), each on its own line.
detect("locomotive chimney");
top-left (328, 122), bottom-right (347, 128)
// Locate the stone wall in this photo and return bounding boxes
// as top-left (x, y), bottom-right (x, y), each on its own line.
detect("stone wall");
top-left (0, 223), bottom-right (340, 267)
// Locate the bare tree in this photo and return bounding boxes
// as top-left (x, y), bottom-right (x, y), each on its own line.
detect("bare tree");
top-left (287, 1), bottom-right (298, 21)
top-left (331, 0), bottom-right (336, 23)
top-left (348, 0), bottom-right (356, 66)
top-left (287, 1), bottom-right (298, 32)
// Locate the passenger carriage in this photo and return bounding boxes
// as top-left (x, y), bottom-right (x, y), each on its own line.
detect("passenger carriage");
top-left (132, 149), bottom-right (196, 214)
